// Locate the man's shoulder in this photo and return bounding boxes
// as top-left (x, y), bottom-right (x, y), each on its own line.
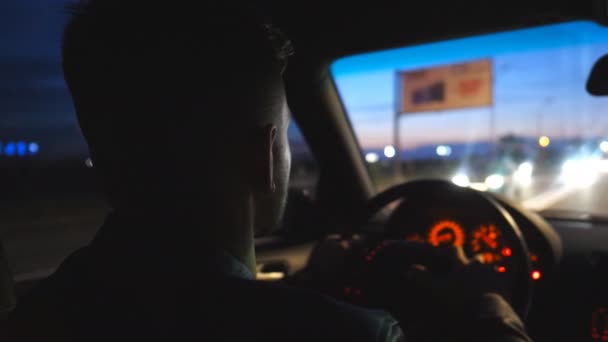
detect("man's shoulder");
top-left (7, 247), bottom-right (403, 341)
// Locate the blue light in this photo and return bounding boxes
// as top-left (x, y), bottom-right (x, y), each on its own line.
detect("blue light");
top-left (17, 142), bottom-right (27, 157)
top-left (436, 145), bottom-right (452, 157)
top-left (4, 142), bottom-right (16, 156)
top-left (28, 142), bottom-right (39, 155)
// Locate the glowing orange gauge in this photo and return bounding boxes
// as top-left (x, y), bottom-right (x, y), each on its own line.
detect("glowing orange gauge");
top-left (428, 220), bottom-right (465, 247)
top-left (471, 224), bottom-right (501, 253)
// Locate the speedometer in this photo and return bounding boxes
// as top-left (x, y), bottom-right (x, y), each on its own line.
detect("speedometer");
top-left (428, 220), bottom-right (465, 247)
top-left (470, 224), bottom-right (510, 263)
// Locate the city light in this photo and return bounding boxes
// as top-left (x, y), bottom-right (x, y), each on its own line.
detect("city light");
top-left (600, 141), bottom-right (608, 153)
top-left (451, 174), bottom-right (470, 187)
top-left (28, 142), bottom-right (39, 155)
top-left (85, 158), bottom-right (94, 168)
top-left (561, 159), bottom-right (598, 187)
top-left (469, 183), bottom-right (489, 192)
top-left (485, 174), bottom-right (505, 190)
top-left (0, 141), bottom-right (40, 158)
top-left (383, 145), bottom-right (396, 158)
top-left (365, 152), bottom-right (379, 164)
top-left (513, 162), bottom-right (534, 187)
top-left (538, 136), bottom-right (550, 148)
top-left (436, 145), bottom-right (452, 157)
top-left (4, 142), bottom-right (15, 157)
top-left (17, 142), bottom-right (27, 157)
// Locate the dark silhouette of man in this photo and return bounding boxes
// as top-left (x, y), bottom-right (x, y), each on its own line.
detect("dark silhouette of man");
top-left (6, 1), bottom-right (531, 341)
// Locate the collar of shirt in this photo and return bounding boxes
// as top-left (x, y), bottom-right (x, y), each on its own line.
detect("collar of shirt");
top-left (204, 248), bottom-right (255, 280)
top-left (89, 210), bottom-right (255, 281)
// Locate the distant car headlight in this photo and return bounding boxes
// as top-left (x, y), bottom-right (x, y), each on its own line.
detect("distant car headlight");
top-left (485, 174), bottom-right (505, 190)
top-left (561, 160), bottom-right (576, 174)
top-left (451, 174), bottom-right (470, 187)
top-left (561, 159), bottom-right (598, 187)
top-left (513, 162), bottom-right (533, 187)
top-left (365, 152), bottom-right (379, 164)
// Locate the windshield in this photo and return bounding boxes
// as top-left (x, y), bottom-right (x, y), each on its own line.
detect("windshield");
top-left (332, 21), bottom-right (608, 217)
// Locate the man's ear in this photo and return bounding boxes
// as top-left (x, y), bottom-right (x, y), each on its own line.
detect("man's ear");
top-left (253, 124), bottom-right (277, 193)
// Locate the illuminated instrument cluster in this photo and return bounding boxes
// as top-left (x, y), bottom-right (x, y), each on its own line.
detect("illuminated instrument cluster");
top-left (405, 219), bottom-right (542, 280)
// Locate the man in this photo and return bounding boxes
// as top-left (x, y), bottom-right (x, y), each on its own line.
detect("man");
top-left (7, 1), bottom-right (531, 341)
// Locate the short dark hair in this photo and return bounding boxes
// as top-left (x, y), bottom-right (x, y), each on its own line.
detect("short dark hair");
top-left (62, 0), bottom-right (293, 206)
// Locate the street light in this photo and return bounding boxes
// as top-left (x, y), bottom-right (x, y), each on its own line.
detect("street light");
top-left (485, 174), bottom-right (505, 190)
top-left (365, 152), bottom-right (379, 164)
top-left (384, 145), bottom-right (396, 158)
top-left (28, 142), bottom-right (39, 155)
top-left (452, 174), bottom-right (470, 187)
top-left (436, 145), bottom-right (452, 157)
top-left (538, 136), bottom-right (550, 148)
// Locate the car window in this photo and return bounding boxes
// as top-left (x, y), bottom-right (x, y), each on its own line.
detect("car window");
top-left (288, 122), bottom-right (319, 195)
top-left (0, 0), bottom-right (317, 203)
top-left (0, 1), bottom-right (318, 278)
top-left (332, 21), bottom-right (608, 217)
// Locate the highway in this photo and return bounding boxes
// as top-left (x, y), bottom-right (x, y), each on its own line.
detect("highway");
top-left (521, 173), bottom-right (608, 215)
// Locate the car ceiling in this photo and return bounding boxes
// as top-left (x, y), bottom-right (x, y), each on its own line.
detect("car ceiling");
top-left (267, 0), bottom-right (603, 64)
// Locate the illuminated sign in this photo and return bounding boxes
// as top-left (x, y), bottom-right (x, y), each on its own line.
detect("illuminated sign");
top-left (398, 59), bottom-right (493, 113)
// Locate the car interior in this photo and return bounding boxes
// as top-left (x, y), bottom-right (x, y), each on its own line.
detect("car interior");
top-left (3, 1), bottom-right (608, 341)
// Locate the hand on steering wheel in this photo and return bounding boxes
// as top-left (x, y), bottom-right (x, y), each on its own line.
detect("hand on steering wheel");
top-left (302, 180), bottom-right (532, 340)
top-left (344, 179), bottom-right (532, 342)
top-left (359, 180), bottom-right (531, 317)
top-left (359, 240), bottom-right (521, 342)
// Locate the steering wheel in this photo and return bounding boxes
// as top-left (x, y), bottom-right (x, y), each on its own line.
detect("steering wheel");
top-left (356, 179), bottom-right (533, 319)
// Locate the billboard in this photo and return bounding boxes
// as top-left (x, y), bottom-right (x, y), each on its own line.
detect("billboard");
top-left (398, 59), bottom-right (493, 113)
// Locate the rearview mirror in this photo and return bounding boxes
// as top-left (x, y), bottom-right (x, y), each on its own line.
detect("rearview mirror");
top-left (587, 54), bottom-right (608, 96)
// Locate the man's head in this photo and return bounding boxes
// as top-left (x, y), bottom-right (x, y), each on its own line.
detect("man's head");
top-left (63, 1), bottom-right (293, 235)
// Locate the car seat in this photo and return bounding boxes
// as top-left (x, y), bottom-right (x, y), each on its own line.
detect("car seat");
top-left (0, 239), bottom-right (16, 320)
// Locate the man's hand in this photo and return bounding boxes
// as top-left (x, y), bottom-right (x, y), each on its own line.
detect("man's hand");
top-left (423, 245), bottom-right (511, 305)
top-left (387, 245), bottom-right (525, 341)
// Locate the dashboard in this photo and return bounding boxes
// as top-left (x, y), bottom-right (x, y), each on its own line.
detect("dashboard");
top-left (382, 197), bottom-right (557, 285)
top-left (401, 219), bottom-right (526, 270)
top-left (269, 212), bottom-right (603, 342)
top-left (257, 188), bottom-right (605, 342)
top-left (528, 217), bottom-right (608, 342)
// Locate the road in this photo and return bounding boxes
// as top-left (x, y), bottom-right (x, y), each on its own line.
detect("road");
top-left (2, 173), bottom-right (608, 283)
top-left (549, 180), bottom-right (608, 213)
top-left (521, 173), bottom-right (608, 214)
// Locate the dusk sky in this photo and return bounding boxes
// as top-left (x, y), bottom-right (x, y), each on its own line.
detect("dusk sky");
top-left (0, 1), bottom-right (85, 159)
top-left (0, 0), bottom-right (310, 159)
top-left (332, 21), bottom-right (608, 150)
top-left (3, 2), bottom-right (608, 161)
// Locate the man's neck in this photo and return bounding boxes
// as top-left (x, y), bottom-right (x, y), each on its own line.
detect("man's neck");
top-left (111, 202), bottom-right (257, 277)
top-left (211, 222), bottom-right (256, 277)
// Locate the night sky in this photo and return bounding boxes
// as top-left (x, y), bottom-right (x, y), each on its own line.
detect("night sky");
top-left (0, 1), bottom-right (85, 160)
top-left (4, 4), bottom-right (608, 163)
top-left (0, 0), bottom-right (310, 161)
